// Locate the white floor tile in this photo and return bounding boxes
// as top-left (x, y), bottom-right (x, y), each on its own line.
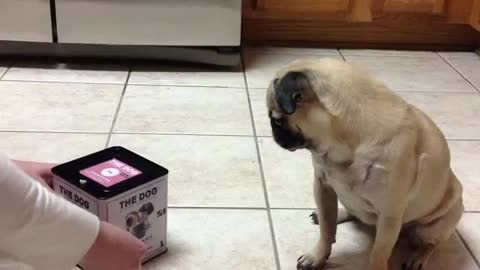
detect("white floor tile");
top-left (0, 132), bottom-right (107, 163)
top-left (399, 92), bottom-right (480, 140)
top-left (3, 62), bottom-right (129, 84)
top-left (458, 213), bottom-right (480, 264)
top-left (250, 88), bottom-right (271, 137)
top-left (345, 55), bottom-right (475, 92)
top-left (144, 209), bottom-right (276, 270)
top-left (258, 137), bottom-right (315, 208)
top-left (340, 49), bottom-right (437, 57)
top-left (272, 209), bottom-right (479, 270)
top-left (0, 81), bottom-right (123, 132)
top-left (110, 134), bottom-right (265, 207)
top-left (244, 52), bottom-right (341, 89)
top-left (114, 85), bottom-right (253, 135)
top-left (438, 52), bottom-right (479, 59)
top-left (445, 56), bottom-right (480, 90)
top-left (449, 141), bottom-right (480, 211)
top-left (0, 61), bottom-right (10, 78)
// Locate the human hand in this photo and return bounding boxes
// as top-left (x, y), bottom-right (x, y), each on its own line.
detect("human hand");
top-left (81, 222), bottom-right (146, 270)
top-left (12, 160), bottom-right (57, 189)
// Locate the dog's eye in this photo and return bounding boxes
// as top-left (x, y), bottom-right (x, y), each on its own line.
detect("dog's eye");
top-left (126, 217), bottom-right (134, 227)
top-left (293, 92), bottom-right (303, 103)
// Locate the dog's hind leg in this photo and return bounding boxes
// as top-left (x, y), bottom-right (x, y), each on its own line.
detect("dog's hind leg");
top-left (310, 207), bottom-right (354, 225)
top-left (403, 197), bottom-right (463, 270)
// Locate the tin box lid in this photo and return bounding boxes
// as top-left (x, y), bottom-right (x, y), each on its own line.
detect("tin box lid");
top-left (51, 146), bottom-right (169, 199)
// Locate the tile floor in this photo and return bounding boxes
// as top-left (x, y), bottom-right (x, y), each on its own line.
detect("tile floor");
top-left (0, 47), bottom-right (479, 270)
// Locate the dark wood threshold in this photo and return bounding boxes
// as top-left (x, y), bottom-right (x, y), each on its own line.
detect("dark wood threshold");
top-left (242, 14), bottom-right (480, 51)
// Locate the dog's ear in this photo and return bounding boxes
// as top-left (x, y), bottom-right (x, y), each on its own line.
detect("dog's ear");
top-left (139, 202), bottom-right (154, 215)
top-left (126, 215), bottom-right (134, 227)
top-left (275, 71), bottom-right (310, 115)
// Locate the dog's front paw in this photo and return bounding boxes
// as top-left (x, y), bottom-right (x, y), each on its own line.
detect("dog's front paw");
top-left (297, 253), bottom-right (326, 270)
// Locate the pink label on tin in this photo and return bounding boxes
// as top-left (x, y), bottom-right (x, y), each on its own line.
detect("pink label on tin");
top-left (80, 159), bottom-right (142, 187)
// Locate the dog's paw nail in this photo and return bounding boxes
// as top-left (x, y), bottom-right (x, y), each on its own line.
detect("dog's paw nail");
top-left (310, 211), bottom-right (319, 225)
top-left (297, 254), bottom-right (324, 270)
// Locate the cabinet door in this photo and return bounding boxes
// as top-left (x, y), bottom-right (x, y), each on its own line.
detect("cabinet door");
top-left (249, 0), bottom-right (350, 19)
top-left (471, 0), bottom-right (480, 30)
top-left (246, 0), bottom-right (373, 21)
top-left (258, 0), bottom-right (350, 13)
top-left (0, 0), bottom-right (52, 42)
top-left (55, 0), bottom-right (241, 46)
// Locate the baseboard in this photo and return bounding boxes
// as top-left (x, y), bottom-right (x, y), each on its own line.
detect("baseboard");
top-left (242, 14), bottom-right (479, 51)
top-left (0, 41), bottom-right (241, 67)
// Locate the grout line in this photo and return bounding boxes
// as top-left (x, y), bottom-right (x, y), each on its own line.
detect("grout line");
top-left (447, 138), bottom-right (480, 142)
top-left (168, 206), bottom-right (316, 211)
top-left (271, 207), bottom-right (316, 211)
top-left (169, 206), bottom-right (267, 210)
top-left (0, 79), bottom-right (126, 85)
top-left (241, 52), bottom-right (282, 270)
top-left (464, 211), bottom-right (480, 213)
top-left (339, 53), bottom-right (439, 58)
top-left (247, 86), bottom-right (476, 94)
top-left (397, 90), bottom-right (478, 94)
top-left (338, 49), bottom-right (346, 61)
top-left (0, 80), bottom-right (245, 89)
top-left (436, 52), bottom-right (480, 94)
top-left (456, 229), bottom-right (480, 269)
top-left (0, 130), bottom-right (108, 135)
top-left (111, 132), bottom-right (254, 137)
top-left (0, 78), bottom-right (247, 89)
top-left (2, 129), bottom-right (480, 142)
top-left (0, 129), bottom-right (254, 137)
top-left (244, 49), bottom-right (442, 59)
top-left (0, 62), bottom-right (13, 80)
top-left (127, 83), bottom-right (246, 89)
top-left (105, 68), bottom-right (131, 148)
top-left (0, 79), bottom-right (247, 89)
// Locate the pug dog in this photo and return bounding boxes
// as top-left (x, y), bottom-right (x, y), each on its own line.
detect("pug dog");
top-left (125, 202), bottom-right (155, 239)
top-left (266, 58), bottom-right (463, 270)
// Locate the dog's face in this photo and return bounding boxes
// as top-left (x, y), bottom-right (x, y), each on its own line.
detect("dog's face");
top-left (266, 62), bottom-right (335, 152)
top-left (126, 212), bottom-right (144, 237)
top-left (125, 202), bottom-right (155, 238)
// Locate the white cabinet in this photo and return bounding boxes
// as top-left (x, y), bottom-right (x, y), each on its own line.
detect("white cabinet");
top-left (0, 0), bottom-right (52, 42)
top-left (55, 0), bottom-right (241, 46)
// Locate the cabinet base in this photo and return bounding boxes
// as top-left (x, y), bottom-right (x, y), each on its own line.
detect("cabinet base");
top-left (243, 14), bottom-right (480, 51)
top-left (0, 41), bottom-right (241, 67)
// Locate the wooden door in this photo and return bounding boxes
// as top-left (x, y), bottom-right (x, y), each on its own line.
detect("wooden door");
top-left (245, 0), bottom-right (480, 23)
top-left (244, 0), bottom-right (448, 22)
top-left (242, 0), bottom-right (480, 49)
top-left (245, 0), bottom-right (353, 21)
top-left (471, 0), bottom-right (480, 30)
